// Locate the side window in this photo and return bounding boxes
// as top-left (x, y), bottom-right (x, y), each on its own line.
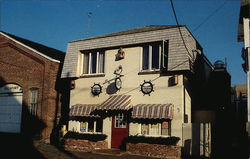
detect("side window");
top-left (29, 88), bottom-right (38, 116)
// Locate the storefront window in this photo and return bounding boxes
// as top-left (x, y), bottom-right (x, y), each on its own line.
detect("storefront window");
top-left (141, 121), bottom-right (171, 136)
top-left (141, 124), bottom-right (149, 135)
top-left (79, 119), bottom-right (103, 133)
top-left (80, 122), bottom-right (87, 132)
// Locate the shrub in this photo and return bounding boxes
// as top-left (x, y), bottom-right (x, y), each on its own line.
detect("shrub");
top-left (124, 135), bottom-right (180, 145)
top-left (63, 131), bottom-right (107, 142)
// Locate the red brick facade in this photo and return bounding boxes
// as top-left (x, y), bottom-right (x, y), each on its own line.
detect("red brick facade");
top-left (63, 139), bottom-right (108, 152)
top-left (126, 143), bottom-right (181, 158)
top-left (0, 33), bottom-right (65, 139)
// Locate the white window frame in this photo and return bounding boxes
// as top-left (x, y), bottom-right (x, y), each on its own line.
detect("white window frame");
top-left (81, 51), bottom-right (105, 75)
top-left (141, 43), bottom-right (162, 72)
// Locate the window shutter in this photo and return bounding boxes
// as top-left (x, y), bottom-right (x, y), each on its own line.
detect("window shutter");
top-left (161, 40), bottom-right (168, 69)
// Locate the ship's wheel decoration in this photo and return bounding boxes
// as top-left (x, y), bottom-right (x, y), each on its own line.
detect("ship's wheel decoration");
top-left (140, 80), bottom-right (154, 96)
top-left (91, 83), bottom-right (102, 96)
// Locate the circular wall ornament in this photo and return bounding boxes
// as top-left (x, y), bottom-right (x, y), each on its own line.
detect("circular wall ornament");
top-left (140, 80), bottom-right (154, 95)
top-left (91, 83), bottom-right (102, 96)
top-left (115, 77), bottom-right (122, 90)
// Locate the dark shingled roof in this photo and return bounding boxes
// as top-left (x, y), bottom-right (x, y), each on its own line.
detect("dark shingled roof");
top-left (71, 25), bottom-right (184, 43)
top-left (1, 31), bottom-right (65, 62)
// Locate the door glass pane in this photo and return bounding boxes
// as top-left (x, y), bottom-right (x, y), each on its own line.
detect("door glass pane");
top-left (115, 113), bottom-right (126, 128)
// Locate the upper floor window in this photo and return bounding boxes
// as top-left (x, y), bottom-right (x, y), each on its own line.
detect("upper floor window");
top-left (141, 41), bottom-right (168, 71)
top-left (29, 88), bottom-right (38, 116)
top-left (82, 50), bottom-right (105, 75)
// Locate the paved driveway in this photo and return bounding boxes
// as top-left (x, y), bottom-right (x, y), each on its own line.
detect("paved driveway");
top-left (34, 140), bottom-right (161, 159)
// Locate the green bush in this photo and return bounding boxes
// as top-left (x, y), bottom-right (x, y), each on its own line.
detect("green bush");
top-left (63, 131), bottom-right (107, 142)
top-left (124, 135), bottom-right (180, 145)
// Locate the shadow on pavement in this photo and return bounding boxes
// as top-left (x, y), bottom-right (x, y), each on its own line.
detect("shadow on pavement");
top-left (0, 133), bottom-right (45, 159)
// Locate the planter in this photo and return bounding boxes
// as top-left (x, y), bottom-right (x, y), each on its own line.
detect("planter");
top-left (126, 143), bottom-right (181, 158)
top-left (63, 139), bottom-right (108, 152)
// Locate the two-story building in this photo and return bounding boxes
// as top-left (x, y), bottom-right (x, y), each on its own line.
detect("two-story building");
top-left (61, 25), bottom-right (213, 149)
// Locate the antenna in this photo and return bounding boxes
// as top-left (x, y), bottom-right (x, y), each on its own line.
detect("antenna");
top-left (86, 12), bottom-right (92, 38)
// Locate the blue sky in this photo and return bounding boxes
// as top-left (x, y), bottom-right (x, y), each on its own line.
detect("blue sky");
top-left (0, 0), bottom-right (244, 86)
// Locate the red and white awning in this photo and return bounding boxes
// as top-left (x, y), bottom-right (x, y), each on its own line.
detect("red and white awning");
top-left (69, 104), bottom-right (100, 117)
top-left (98, 95), bottom-right (132, 110)
top-left (132, 104), bottom-right (174, 119)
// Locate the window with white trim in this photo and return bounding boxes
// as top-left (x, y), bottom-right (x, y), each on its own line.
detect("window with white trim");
top-left (82, 50), bottom-right (105, 75)
top-left (141, 41), bottom-right (168, 71)
top-left (141, 121), bottom-right (171, 136)
top-left (80, 118), bottom-right (103, 133)
top-left (29, 88), bottom-right (38, 116)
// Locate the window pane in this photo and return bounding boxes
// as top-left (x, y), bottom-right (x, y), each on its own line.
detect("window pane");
top-left (88, 120), bottom-right (94, 132)
top-left (161, 121), bottom-right (169, 136)
top-left (150, 123), bottom-right (159, 135)
top-left (83, 53), bottom-right (89, 74)
top-left (98, 51), bottom-right (105, 73)
top-left (91, 52), bottom-right (97, 73)
top-left (29, 89), bottom-right (38, 116)
top-left (152, 44), bottom-right (160, 69)
top-left (80, 122), bottom-right (87, 132)
top-left (141, 124), bottom-right (149, 135)
top-left (142, 45), bottom-right (149, 70)
top-left (96, 118), bottom-right (103, 132)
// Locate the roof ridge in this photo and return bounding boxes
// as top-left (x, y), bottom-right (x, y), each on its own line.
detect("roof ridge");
top-left (70, 25), bottom-right (185, 43)
top-left (0, 31), bottom-right (65, 62)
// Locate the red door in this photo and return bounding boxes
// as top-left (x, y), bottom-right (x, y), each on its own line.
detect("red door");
top-left (111, 113), bottom-right (129, 148)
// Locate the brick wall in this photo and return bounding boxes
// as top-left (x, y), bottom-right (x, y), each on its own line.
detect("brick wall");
top-left (0, 34), bottom-right (63, 139)
top-left (63, 139), bottom-right (108, 152)
top-left (126, 143), bottom-right (181, 158)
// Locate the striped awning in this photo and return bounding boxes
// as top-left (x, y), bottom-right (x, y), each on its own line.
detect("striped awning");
top-left (132, 104), bottom-right (174, 119)
top-left (69, 104), bottom-right (100, 117)
top-left (98, 95), bottom-right (132, 110)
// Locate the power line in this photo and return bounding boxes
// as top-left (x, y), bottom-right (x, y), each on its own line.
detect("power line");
top-left (170, 0), bottom-right (195, 62)
top-left (192, 0), bottom-right (228, 33)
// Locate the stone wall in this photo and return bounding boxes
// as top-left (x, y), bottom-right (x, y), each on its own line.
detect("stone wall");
top-left (63, 139), bottom-right (108, 152)
top-left (126, 143), bottom-right (181, 158)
